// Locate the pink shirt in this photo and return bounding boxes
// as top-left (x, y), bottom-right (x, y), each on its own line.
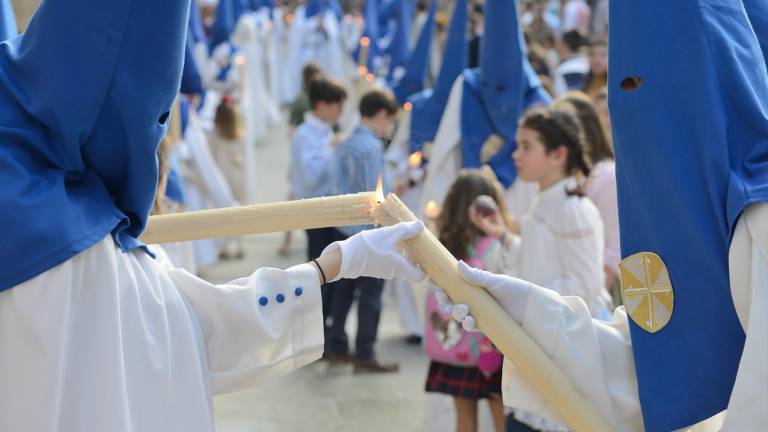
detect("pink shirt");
top-left (586, 160), bottom-right (621, 275)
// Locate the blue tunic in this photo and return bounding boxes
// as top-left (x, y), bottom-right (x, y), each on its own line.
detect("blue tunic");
top-left (609, 0), bottom-right (768, 430)
top-left (0, 0), bottom-right (190, 291)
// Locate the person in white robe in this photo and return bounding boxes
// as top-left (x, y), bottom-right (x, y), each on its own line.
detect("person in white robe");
top-left (439, 0), bottom-right (768, 429)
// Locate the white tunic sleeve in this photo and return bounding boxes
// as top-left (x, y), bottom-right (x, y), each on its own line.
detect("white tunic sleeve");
top-left (167, 263), bottom-right (324, 395)
top-left (419, 76), bottom-right (464, 212)
top-left (501, 285), bottom-right (644, 432)
top-left (548, 198), bottom-right (607, 314)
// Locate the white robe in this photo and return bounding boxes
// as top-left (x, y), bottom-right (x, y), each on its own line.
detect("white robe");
top-left (177, 108), bottom-right (238, 266)
top-left (0, 236), bottom-right (324, 432)
top-left (233, 12), bottom-right (283, 204)
top-left (383, 109), bottom-right (424, 336)
top-left (501, 203), bottom-right (768, 431)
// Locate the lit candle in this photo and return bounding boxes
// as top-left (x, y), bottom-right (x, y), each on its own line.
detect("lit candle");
top-left (424, 200), bottom-right (440, 219)
top-left (364, 73), bottom-right (375, 83)
top-left (407, 151), bottom-right (423, 169)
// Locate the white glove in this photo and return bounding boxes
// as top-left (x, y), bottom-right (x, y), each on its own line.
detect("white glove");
top-left (322, 221), bottom-right (427, 283)
top-left (438, 261), bottom-right (533, 331)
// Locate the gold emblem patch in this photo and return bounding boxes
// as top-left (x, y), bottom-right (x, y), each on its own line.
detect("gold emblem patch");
top-left (480, 134), bottom-right (505, 163)
top-left (619, 252), bottom-right (674, 333)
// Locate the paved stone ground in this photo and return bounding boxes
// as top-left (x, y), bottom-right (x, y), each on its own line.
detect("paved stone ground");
top-left (199, 124), bottom-right (498, 432)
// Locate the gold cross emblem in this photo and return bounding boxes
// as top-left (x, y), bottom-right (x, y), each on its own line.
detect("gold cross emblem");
top-left (619, 252), bottom-right (674, 333)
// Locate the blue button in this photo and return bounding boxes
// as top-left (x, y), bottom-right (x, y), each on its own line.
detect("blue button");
top-left (276, 294), bottom-right (286, 303)
top-left (294, 287), bottom-right (304, 297)
top-left (259, 296), bottom-right (269, 306)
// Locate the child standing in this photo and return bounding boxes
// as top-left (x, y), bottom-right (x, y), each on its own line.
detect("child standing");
top-left (325, 89), bottom-right (401, 373)
top-left (469, 107), bottom-right (610, 431)
top-left (425, 170), bottom-right (512, 432)
top-left (290, 77), bottom-right (347, 326)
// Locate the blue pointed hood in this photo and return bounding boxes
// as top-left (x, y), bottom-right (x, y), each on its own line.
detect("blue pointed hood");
top-left (0, 0), bottom-right (16, 41)
top-left (391, 0), bottom-right (437, 103)
top-left (408, 0), bottom-right (468, 153)
top-left (210, 0), bottom-right (248, 49)
top-left (0, 0), bottom-right (190, 290)
top-left (188, 2), bottom-right (206, 45)
top-left (354, 0), bottom-right (381, 74)
top-left (305, 0), bottom-right (324, 18)
top-left (458, 0), bottom-right (550, 187)
top-left (476, 0), bottom-right (528, 138)
top-left (386, 0), bottom-right (412, 79)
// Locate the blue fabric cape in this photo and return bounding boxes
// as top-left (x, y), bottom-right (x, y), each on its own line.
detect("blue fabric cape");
top-left (609, 0), bottom-right (768, 430)
top-left (0, 0), bottom-right (190, 291)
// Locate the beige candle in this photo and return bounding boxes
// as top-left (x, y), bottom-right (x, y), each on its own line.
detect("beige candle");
top-left (374, 193), bottom-right (613, 432)
top-left (141, 193), bottom-right (374, 244)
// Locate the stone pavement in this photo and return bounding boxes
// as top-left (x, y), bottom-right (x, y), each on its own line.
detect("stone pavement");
top-left (198, 124), bottom-right (499, 432)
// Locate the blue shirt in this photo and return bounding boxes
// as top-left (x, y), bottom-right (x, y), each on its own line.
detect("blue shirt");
top-left (335, 125), bottom-right (389, 236)
top-left (290, 112), bottom-right (336, 199)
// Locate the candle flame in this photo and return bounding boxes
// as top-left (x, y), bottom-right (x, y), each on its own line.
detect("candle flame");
top-left (234, 55), bottom-right (246, 66)
top-left (425, 200), bottom-right (440, 219)
top-left (408, 151), bottom-right (423, 168)
top-left (365, 73), bottom-right (375, 83)
top-left (403, 102), bottom-right (413, 111)
top-left (357, 65), bottom-right (368, 76)
top-left (360, 36), bottom-right (371, 47)
top-left (375, 176), bottom-right (385, 203)
top-left (286, 13), bottom-right (295, 23)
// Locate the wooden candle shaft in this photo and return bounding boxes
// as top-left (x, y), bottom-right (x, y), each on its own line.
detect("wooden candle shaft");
top-left (141, 193), bottom-right (374, 244)
top-left (375, 194), bottom-right (613, 432)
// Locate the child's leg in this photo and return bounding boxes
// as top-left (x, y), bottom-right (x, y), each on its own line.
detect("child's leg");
top-left (487, 397), bottom-right (506, 432)
top-left (453, 397), bottom-right (479, 432)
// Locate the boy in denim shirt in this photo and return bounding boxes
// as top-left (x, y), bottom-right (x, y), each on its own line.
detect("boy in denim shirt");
top-left (326, 89), bottom-right (399, 373)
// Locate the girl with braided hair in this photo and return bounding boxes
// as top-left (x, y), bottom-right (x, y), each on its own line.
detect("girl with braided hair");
top-left (468, 106), bottom-right (612, 431)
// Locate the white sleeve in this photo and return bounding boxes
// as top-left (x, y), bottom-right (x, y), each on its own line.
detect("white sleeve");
top-left (167, 263), bottom-right (324, 395)
top-left (420, 76), bottom-right (464, 214)
top-left (384, 109), bottom-right (412, 183)
top-left (501, 285), bottom-right (644, 432)
top-left (548, 199), bottom-right (605, 312)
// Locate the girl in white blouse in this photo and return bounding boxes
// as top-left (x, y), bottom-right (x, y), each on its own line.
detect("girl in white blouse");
top-left (470, 107), bottom-right (611, 431)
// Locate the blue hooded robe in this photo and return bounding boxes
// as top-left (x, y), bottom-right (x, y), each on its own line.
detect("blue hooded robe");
top-left (459, 0), bottom-right (550, 188)
top-left (609, 0), bottom-right (768, 430)
top-left (0, 0), bottom-right (190, 291)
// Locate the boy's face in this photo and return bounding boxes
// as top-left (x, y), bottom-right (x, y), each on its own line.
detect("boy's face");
top-left (316, 101), bottom-right (344, 124)
top-left (368, 110), bottom-right (394, 138)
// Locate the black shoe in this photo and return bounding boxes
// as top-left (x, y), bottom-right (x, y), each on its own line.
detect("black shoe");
top-left (352, 358), bottom-right (400, 374)
top-left (324, 353), bottom-right (353, 366)
top-left (405, 335), bottom-right (422, 345)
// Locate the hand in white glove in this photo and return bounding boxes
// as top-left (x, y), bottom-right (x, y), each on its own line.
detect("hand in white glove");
top-left (437, 261), bottom-right (533, 331)
top-left (322, 221), bottom-right (427, 283)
